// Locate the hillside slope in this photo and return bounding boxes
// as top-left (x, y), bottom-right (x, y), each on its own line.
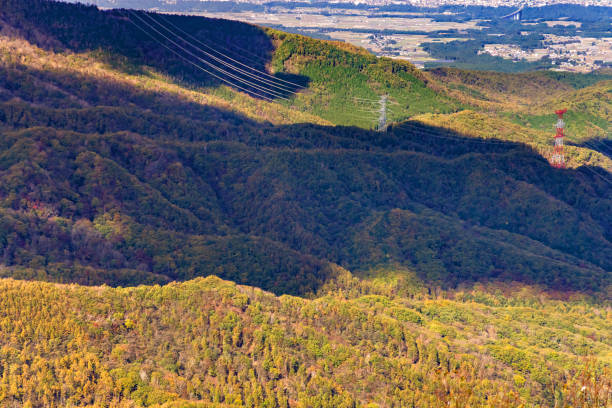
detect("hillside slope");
top-left (0, 272), bottom-right (610, 407)
top-left (428, 67), bottom-right (612, 144)
top-left (0, 0), bottom-right (610, 296)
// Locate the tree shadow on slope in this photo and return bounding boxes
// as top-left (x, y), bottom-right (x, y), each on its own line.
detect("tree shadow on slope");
top-left (0, 0), bottom-right (309, 99)
top-left (0, 57), bottom-right (610, 296)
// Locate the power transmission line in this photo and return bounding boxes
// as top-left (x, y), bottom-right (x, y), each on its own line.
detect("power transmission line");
top-left (124, 10), bottom-right (276, 101)
top-left (398, 122), bottom-right (525, 145)
top-left (160, 13), bottom-right (282, 67)
top-left (398, 123), bottom-right (612, 185)
top-left (127, 10), bottom-right (512, 138)
top-left (129, 10), bottom-right (284, 99)
top-left (583, 139), bottom-right (612, 157)
top-left (127, 10), bottom-right (291, 100)
top-left (579, 165), bottom-right (612, 186)
top-left (394, 122), bottom-right (519, 145)
top-left (105, 10), bottom-right (612, 189)
top-left (146, 13), bottom-right (299, 94)
top-left (156, 13), bottom-right (304, 91)
top-left (125, 9), bottom-right (409, 124)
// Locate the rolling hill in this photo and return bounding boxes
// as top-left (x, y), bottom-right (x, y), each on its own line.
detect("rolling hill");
top-left (0, 0), bottom-right (610, 293)
top-left (0, 272), bottom-right (610, 407)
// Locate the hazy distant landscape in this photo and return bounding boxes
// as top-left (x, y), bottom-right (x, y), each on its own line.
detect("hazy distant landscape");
top-left (80, 0), bottom-right (612, 72)
top-left (187, 3), bottom-right (612, 72)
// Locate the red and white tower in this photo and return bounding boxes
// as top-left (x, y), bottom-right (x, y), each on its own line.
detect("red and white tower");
top-left (551, 109), bottom-right (567, 169)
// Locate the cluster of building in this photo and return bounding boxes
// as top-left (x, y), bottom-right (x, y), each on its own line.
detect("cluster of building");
top-left (247, 0), bottom-right (612, 6)
top-left (400, 0), bottom-right (610, 6)
top-left (203, 0), bottom-right (611, 6)
top-left (480, 35), bottom-right (612, 72)
top-left (480, 44), bottom-right (543, 61)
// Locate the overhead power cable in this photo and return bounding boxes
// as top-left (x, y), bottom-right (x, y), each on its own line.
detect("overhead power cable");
top-left (125, 11), bottom-right (446, 127)
top-left (562, 136), bottom-right (612, 185)
top-left (580, 165), bottom-right (612, 186)
top-left (146, 13), bottom-right (299, 94)
top-left (117, 12), bottom-right (612, 187)
top-left (124, 11), bottom-right (276, 101)
top-left (398, 122), bottom-right (527, 145)
top-left (399, 124), bottom-right (612, 185)
top-left (351, 96), bottom-right (399, 106)
top-left (575, 143), bottom-right (612, 185)
top-left (128, 10), bottom-right (404, 115)
top-left (156, 13), bottom-right (304, 91)
top-left (127, 10), bottom-right (290, 100)
top-left (394, 122), bottom-right (517, 145)
top-left (352, 96), bottom-right (385, 102)
top-left (583, 139), bottom-right (612, 157)
top-left (128, 10), bottom-right (284, 96)
top-left (159, 13), bottom-right (282, 67)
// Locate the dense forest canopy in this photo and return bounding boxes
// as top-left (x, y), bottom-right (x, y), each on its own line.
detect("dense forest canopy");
top-left (0, 272), bottom-right (610, 407)
top-left (0, 0), bottom-right (610, 294)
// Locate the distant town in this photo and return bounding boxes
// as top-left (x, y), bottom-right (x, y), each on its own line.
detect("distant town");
top-left (86, 0), bottom-right (612, 72)
top-left (220, 0), bottom-right (612, 6)
top-left (175, 2), bottom-right (611, 72)
top-left (480, 35), bottom-right (612, 72)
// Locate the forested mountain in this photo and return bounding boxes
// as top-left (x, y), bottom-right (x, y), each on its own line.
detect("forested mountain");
top-left (0, 0), bottom-right (610, 294)
top-left (0, 273), bottom-right (610, 407)
top-left (0, 0), bottom-right (610, 406)
top-left (427, 68), bottom-right (612, 145)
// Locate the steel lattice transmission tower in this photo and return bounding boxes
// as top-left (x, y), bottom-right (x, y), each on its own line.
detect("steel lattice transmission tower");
top-left (377, 95), bottom-right (388, 132)
top-left (551, 109), bottom-right (567, 168)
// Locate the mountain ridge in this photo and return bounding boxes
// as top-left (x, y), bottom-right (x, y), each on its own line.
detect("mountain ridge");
top-left (0, 0), bottom-right (610, 296)
top-left (0, 271), bottom-right (609, 407)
